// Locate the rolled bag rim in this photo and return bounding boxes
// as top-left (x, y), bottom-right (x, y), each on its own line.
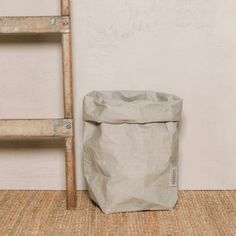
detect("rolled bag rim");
top-left (83, 90), bottom-right (183, 124)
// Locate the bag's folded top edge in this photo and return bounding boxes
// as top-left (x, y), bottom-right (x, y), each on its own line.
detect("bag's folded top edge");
top-left (83, 90), bottom-right (183, 123)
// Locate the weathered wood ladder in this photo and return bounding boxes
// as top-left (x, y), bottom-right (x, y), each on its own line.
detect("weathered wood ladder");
top-left (0, 0), bottom-right (77, 209)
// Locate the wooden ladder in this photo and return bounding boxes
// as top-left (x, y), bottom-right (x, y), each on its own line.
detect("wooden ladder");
top-left (0, 0), bottom-right (77, 210)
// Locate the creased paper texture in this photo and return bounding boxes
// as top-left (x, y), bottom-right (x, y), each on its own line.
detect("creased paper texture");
top-left (83, 91), bottom-right (182, 214)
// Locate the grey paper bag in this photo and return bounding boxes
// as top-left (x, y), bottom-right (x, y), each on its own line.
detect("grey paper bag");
top-left (83, 91), bottom-right (182, 214)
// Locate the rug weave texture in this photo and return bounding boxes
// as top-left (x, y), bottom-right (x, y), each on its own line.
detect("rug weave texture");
top-left (0, 190), bottom-right (235, 236)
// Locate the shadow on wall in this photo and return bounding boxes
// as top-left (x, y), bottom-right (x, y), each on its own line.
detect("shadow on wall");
top-left (0, 139), bottom-right (65, 150)
top-left (0, 34), bottom-right (60, 44)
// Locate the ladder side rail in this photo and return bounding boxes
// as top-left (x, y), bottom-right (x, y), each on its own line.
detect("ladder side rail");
top-left (61, 0), bottom-right (77, 210)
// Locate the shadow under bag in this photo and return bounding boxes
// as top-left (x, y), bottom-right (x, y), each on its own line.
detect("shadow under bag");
top-left (83, 91), bottom-right (183, 214)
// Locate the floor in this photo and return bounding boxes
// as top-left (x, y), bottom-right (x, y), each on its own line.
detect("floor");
top-left (0, 191), bottom-right (235, 236)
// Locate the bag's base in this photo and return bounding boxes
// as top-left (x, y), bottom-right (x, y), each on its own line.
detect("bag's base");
top-left (87, 191), bottom-right (178, 214)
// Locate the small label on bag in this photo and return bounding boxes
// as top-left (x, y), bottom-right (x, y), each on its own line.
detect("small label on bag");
top-left (169, 167), bottom-right (178, 187)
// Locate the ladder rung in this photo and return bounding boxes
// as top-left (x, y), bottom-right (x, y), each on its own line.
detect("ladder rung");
top-left (0, 16), bottom-right (70, 34)
top-left (0, 119), bottom-right (73, 139)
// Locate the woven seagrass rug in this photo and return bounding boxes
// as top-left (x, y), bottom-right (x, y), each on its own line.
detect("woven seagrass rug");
top-left (0, 190), bottom-right (235, 235)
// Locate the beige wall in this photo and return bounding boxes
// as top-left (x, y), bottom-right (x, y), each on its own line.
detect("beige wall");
top-left (0, 0), bottom-right (235, 190)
